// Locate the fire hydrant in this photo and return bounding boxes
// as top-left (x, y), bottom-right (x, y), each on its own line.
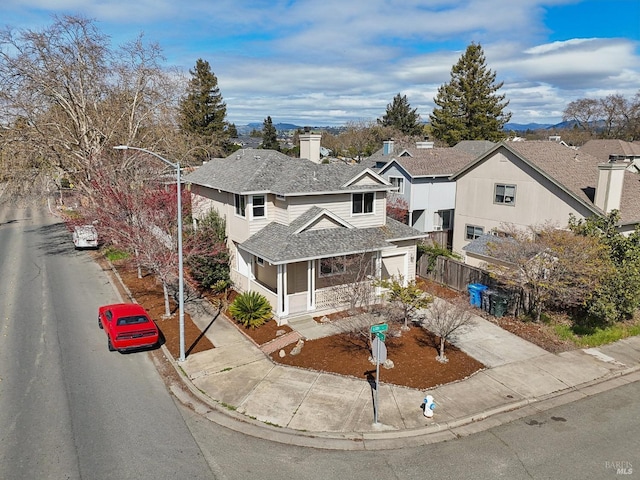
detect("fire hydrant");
top-left (423, 395), bottom-right (436, 418)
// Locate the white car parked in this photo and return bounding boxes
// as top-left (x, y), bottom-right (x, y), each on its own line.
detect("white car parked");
top-left (73, 225), bottom-right (98, 249)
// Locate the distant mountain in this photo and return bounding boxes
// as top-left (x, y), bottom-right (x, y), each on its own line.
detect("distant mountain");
top-left (504, 122), bottom-right (553, 131)
top-left (237, 123), bottom-right (301, 135)
top-left (238, 121), bottom-right (572, 134)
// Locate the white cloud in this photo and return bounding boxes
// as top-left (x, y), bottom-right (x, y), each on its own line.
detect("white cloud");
top-left (2, 0), bottom-right (639, 126)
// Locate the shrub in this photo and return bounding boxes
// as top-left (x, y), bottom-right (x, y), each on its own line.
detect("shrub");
top-left (186, 251), bottom-right (230, 289)
top-left (229, 291), bottom-right (272, 328)
top-left (104, 247), bottom-right (129, 262)
top-left (417, 242), bottom-right (461, 271)
top-left (213, 279), bottom-right (232, 294)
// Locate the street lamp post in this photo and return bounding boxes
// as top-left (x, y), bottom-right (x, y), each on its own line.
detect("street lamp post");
top-left (114, 145), bottom-right (186, 362)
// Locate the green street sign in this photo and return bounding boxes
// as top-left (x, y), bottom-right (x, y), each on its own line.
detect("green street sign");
top-left (375, 332), bottom-right (386, 342)
top-left (370, 323), bottom-right (388, 334)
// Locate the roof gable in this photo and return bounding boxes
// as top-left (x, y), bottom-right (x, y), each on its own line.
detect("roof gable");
top-left (378, 159), bottom-right (411, 178)
top-left (343, 168), bottom-right (389, 188)
top-left (239, 216), bottom-right (424, 264)
top-left (290, 206), bottom-right (353, 234)
top-left (385, 148), bottom-right (475, 178)
top-left (452, 141), bottom-right (640, 225)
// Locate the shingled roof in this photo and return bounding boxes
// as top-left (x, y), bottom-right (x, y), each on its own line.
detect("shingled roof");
top-left (452, 141), bottom-right (640, 226)
top-left (184, 148), bottom-right (387, 195)
top-left (580, 139), bottom-right (640, 162)
top-left (379, 147), bottom-right (475, 177)
top-left (240, 211), bottom-right (424, 264)
top-left (452, 140), bottom-right (496, 157)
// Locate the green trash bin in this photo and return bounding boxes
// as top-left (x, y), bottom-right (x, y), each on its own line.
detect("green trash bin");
top-left (491, 292), bottom-right (509, 318)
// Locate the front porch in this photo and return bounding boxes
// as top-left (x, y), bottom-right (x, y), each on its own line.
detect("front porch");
top-left (235, 250), bottom-right (412, 324)
top-left (246, 263), bottom-right (381, 325)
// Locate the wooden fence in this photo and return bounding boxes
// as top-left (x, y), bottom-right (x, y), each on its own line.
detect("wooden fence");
top-left (417, 255), bottom-right (525, 316)
top-left (417, 255), bottom-right (499, 292)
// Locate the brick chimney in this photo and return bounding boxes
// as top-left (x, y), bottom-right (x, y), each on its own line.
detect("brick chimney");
top-left (594, 159), bottom-right (627, 213)
top-left (299, 131), bottom-right (322, 164)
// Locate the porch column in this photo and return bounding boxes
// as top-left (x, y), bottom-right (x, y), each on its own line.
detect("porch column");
top-left (308, 260), bottom-right (316, 310)
top-left (375, 251), bottom-right (382, 296)
top-left (277, 264), bottom-right (288, 317)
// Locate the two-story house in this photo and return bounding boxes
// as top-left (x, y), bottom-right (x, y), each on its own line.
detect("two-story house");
top-left (184, 146), bottom-right (424, 324)
top-left (450, 140), bottom-right (640, 266)
top-left (369, 140), bottom-right (487, 248)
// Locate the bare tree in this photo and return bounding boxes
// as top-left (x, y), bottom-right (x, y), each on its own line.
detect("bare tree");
top-left (563, 98), bottom-right (602, 135)
top-left (319, 250), bottom-right (378, 316)
top-left (423, 298), bottom-right (475, 363)
top-left (0, 15), bottom-right (179, 198)
top-left (485, 223), bottom-right (613, 321)
top-left (562, 91), bottom-right (640, 141)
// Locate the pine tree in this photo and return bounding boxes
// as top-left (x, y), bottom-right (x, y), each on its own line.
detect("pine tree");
top-left (377, 93), bottom-right (423, 136)
top-left (261, 116), bottom-right (279, 150)
top-left (226, 123), bottom-right (238, 138)
top-left (179, 59), bottom-right (227, 137)
top-left (430, 43), bottom-right (511, 146)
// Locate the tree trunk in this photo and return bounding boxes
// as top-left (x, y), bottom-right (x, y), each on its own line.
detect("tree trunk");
top-left (440, 337), bottom-right (445, 358)
top-left (162, 281), bottom-right (171, 318)
top-left (134, 248), bottom-right (142, 279)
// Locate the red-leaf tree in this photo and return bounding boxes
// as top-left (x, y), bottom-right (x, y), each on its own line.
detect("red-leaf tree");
top-left (84, 166), bottom-right (190, 317)
top-left (386, 195), bottom-right (409, 224)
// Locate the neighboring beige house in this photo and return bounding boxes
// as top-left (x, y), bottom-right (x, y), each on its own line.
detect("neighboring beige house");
top-left (450, 140), bottom-right (640, 266)
top-left (183, 141), bottom-right (424, 324)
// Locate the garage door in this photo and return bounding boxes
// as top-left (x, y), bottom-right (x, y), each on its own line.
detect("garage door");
top-left (382, 254), bottom-right (405, 279)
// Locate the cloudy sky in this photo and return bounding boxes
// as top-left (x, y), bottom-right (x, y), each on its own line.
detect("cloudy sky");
top-left (3, 0), bottom-right (639, 126)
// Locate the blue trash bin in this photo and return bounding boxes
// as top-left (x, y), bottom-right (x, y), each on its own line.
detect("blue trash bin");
top-left (467, 283), bottom-right (488, 308)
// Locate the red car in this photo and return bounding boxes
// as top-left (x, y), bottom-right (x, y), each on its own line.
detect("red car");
top-left (98, 303), bottom-right (159, 352)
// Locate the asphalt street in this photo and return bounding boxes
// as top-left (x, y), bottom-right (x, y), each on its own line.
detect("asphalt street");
top-left (0, 204), bottom-right (213, 480)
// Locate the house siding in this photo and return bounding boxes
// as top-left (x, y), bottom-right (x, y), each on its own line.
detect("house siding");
top-left (273, 196), bottom-right (288, 225)
top-left (411, 177), bottom-right (456, 232)
top-left (287, 262), bottom-right (308, 295)
top-left (453, 149), bottom-right (596, 255)
top-left (287, 192), bottom-right (385, 228)
top-left (379, 164), bottom-right (457, 234)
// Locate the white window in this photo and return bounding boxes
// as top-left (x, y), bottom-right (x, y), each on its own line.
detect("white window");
top-left (352, 192), bottom-right (374, 214)
top-left (434, 210), bottom-right (453, 230)
top-left (466, 225), bottom-right (484, 240)
top-left (234, 194), bottom-right (246, 217)
top-left (252, 195), bottom-right (265, 218)
top-left (494, 184), bottom-right (516, 205)
top-left (255, 256), bottom-right (264, 267)
top-left (389, 176), bottom-right (404, 194)
top-left (318, 256), bottom-right (346, 277)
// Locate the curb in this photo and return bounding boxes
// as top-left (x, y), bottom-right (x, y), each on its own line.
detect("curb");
top-left (155, 336), bottom-right (640, 451)
top-left (103, 256), bottom-right (640, 450)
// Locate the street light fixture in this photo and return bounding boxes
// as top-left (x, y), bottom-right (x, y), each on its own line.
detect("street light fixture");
top-left (113, 145), bottom-right (186, 362)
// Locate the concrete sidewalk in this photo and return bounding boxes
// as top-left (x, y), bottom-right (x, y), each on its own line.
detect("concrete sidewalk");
top-left (172, 300), bottom-right (640, 450)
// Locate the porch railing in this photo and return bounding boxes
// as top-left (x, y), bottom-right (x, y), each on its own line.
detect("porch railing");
top-left (315, 281), bottom-right (378, 312)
